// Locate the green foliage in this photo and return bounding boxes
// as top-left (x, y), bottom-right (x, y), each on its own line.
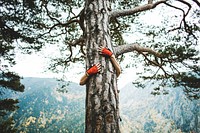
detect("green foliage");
top-left (0, 117), bottom-right (18, 133)
top-left (0, 0), bottom-right (84, 54)
top-left (180, 73), bottom-right (200, 88)
top-left (0, 42), bottom-right (16, 66)
top-left (0, 0), bottom-right (199, 132)
top-left (1, 0), bottom-right (42, 44)
top-left (0, 72), bottom-right (24, 92)
top-left (112, 0), bottom-right (141, 10)
top-left (0, 95), bottom-right (20, 132)
top-left (129, 4), bottom-right (200, 98)
top-left (162, 44), bottom-right (199, 63)
top-left (0, 1), bottom-right (27, 129)
top-left (0, 99), bottom-right (19, 116)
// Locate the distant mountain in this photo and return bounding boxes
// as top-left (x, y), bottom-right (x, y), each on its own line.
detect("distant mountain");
top-left (119, 83), bottom-right (200, 133)
top-left (14, 77), bottom-right (85, 133)
top-left (5, 77), bottom-right (199, 133)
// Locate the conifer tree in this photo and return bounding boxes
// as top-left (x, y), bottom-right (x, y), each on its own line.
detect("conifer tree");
top-left (0, 41), bottom-right (24, 132)
top-left (1, 0), bottom-right (199, 132)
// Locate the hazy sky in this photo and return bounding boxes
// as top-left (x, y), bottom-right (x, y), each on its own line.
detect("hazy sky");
top-left (12, 49), bottom-right (140, 89)
top-left (11, 1), bottom-right (199, 89)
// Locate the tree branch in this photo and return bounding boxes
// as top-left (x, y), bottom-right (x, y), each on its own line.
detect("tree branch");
top-left (69, 37), bottom-right (85, 46)
top-left (111, 0), bottom-right (166, 18)
top-left (43, 2), bottom-right (81, 34)
top-left (191, 0), bottom-right (200, 7)
top-left (140, 51), bottom-right (168, 77)
top-left (166, 0), bottom-right (192, 33)
top-left (114, 43), bottom-right (162, 58)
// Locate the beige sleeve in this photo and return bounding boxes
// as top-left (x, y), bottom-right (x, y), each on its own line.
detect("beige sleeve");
top-left (79, 73), bottom-right (89, 85)
top-left (110, 55), bottom-right (121, 77)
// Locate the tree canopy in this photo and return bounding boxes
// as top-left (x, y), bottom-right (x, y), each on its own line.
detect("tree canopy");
top-left (0, 0), bottom-right (199, 95)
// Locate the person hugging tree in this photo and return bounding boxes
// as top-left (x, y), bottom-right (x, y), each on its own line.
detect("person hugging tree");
top-left (80, 46), bottom-right (121, 85)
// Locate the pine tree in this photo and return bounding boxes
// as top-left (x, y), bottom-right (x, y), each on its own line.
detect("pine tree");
top-left (0, 16), bottom-right (25, 133)
top-left (1, 0), bottom-right (199, 132)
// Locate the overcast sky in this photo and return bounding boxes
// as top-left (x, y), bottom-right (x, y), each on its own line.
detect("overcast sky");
top-left (11, 1), bottom-right (199, 89)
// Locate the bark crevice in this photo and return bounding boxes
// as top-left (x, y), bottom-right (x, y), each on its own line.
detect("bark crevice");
top-left (85, 0), bottom-right (120, 132)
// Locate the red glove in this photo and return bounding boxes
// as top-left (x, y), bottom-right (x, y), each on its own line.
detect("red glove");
top-left (101, 47), bottom-right (113, 57)
top-left (86, 65), bottom-right (99, 76)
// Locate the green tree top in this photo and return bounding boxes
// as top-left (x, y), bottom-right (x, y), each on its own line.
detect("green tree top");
top-left (1, 0), bottom-right (199, 100)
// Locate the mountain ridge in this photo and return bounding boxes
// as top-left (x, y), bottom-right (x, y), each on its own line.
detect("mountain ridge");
top-left (3, 77), bottom-right (199, 133)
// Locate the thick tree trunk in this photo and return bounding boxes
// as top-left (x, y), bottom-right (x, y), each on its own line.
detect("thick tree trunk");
top-left (84, 0), bottom-right (120, 132)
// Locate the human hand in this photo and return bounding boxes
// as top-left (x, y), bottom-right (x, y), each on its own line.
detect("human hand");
top-left (98, 46), bottom-right (113, 57)
top-left (86, 63), bottom-right (101, 76)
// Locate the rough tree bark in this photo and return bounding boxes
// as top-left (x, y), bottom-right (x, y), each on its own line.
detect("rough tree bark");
top-left (82, 0), bottom-right (195, 132)
top-left (84, 0), bottom-right (120, 132)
